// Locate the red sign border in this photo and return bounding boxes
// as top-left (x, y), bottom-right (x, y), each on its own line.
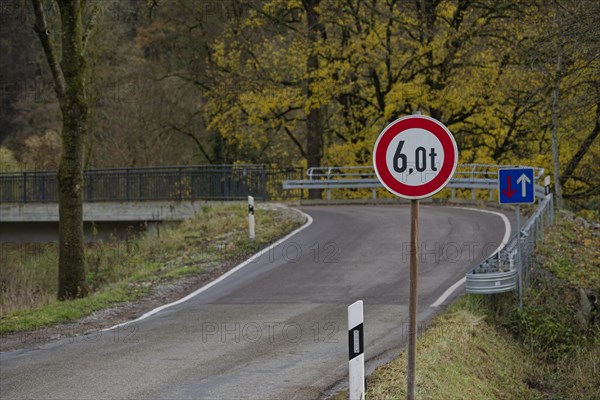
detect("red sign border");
top-left (373, 115), bottom-right (458, 199)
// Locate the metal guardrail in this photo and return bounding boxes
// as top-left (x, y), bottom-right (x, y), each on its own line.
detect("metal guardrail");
top-left (465, 270), bottom-right (518, 294)
top-left (283, 164), bottom-right (554, 296)
top-left (466, 193), bottom-right (554, 294)
top-left (0, 165), bottom-right (304, 203)
top-left (283, 164), bottom-right (547, 200)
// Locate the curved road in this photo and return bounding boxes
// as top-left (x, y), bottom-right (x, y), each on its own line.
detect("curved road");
top-left (1, 205), bottom-right (509, 399)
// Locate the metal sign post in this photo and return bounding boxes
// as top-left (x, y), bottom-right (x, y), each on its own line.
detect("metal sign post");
top-left (373, 113), bottom-right (458, 400)
top-left (407, 199), bottom-right (419, 400)
top-left (516, 204), bottom-right (522, 308)
top-left (498, 168), bottom-right (535, 309)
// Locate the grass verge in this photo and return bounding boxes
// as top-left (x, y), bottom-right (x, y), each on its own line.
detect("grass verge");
top-left (334, 213), bottom-right (599, 400)
top-left (535, 212), bottom-right (599, 289)
top-left (0, 203), bottom-right (305, 333)
top-left (362, 296), bottom-right (541, 400)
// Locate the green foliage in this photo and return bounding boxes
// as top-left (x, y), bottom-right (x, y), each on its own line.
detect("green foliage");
top-left (203, 0), bottom-right (599, 206)
top-left (361, 212), bottom-right (600, 399)
top-left (505, 288), bottom-right (600, 398)
top-left (358, 290), bottom-right (599, 400)
top-left (509, 299), bottom-right (584, 360)
top-left (364, 295), bottom-right (542, 400)
top-left (498, 215), bottom-right (599, 363)
top-left (537, 215), bottom-right (600, 289)
top-left (4, 1), bottom-right (598, 206)
top-left (0, 147), bottom-right (21, 172)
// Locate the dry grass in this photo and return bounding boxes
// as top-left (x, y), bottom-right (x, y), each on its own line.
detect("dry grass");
top-left (536, 215), bottom-right (600, 289)
top-left (342, 213), bottom-right (600, 400)
top-left (0, 243), bottom-right (58, 314)
top-left (364, 296), bottom-right (541, 400)
top-left (0, 203), bottom-right (305, 332)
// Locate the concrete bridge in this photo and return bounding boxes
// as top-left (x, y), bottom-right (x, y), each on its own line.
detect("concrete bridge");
top-left (0, 165), bottom-right (301, 242)
top-left (0, 201), bottom-right (208, 242)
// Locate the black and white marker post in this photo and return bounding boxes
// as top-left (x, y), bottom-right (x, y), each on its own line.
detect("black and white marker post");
top-left (348, 300), bottom-right (365, 400)
top-left (248, 195), bottom-right (255, 240)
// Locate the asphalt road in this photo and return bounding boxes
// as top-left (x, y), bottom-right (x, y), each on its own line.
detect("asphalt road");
top-left (0, 205), bottom-right (510, 399)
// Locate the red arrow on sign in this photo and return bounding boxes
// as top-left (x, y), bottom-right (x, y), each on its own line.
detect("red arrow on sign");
top-left (502, 175), bottom-right (516, 198)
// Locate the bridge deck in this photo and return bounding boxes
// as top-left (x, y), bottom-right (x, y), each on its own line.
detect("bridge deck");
top-left (0, 201), bottom-right (210, 223)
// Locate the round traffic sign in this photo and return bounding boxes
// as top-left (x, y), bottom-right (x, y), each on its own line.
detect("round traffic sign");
top-left (373, 115), bottom-right (458, 199)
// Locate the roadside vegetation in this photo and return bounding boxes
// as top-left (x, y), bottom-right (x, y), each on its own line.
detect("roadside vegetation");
top-left (0, 203), bottom-right (305, 333)
top-left (361, 296), bottom-right (542, 400)
top-left (502, 212), bottom-right (599, 399)
top-left (335, 212), bottom-right (599, 400)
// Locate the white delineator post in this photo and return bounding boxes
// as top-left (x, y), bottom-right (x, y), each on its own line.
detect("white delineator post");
top-left (348, 300), bottom-right (365, 400)
top-left (248, 195), bottom-right (255, 240)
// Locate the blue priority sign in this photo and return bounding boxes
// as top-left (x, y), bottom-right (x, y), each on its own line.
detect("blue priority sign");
top-left (498, 168), bottom-right (535, 204)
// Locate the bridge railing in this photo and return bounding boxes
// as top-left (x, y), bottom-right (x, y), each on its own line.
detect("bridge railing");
top-left (0, 165), bottom-right (304, 203)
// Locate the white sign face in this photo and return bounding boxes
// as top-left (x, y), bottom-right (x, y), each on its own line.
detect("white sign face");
top-left (373, 115), bottom-right (458, 199)
top-left (385, 128), bottom-right (445, 186)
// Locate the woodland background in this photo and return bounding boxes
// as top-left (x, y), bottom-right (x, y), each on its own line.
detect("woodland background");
top-left (0, 0), bottom-right (598, 210)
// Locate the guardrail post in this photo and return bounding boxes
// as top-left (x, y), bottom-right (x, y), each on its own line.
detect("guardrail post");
top-left (178, 167), bottom-right (183, 201)
top-left (40, 173), bottom-right (46, 203)
top-left (125, 168), bottom-right (130, 202)
top-left (22, 172), bottom-right (27, 203)
top-left (261, 165), bottom-right (267, 200)
top-left (471, 166), bottom-right (476, 201)
top-left (300, 168), bottom-right (304, 200)
top-left (549, 196), bottom-right (554, 225)
top-left (138, 170), bottom-right (143, 200)
top-left (327, 167), bottom-right (332, 200)
top-left (525, 224), bottom-right (532, 287)
top-left (86, 171), bottom-right (92, 202)
top-left (451, 188), bottom-right (456, 200)
top-left (516, 205), bottom-right (523, 308)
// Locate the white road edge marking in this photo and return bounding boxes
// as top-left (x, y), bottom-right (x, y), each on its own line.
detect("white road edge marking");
top-left (430, 207), bottom-right (511, 308)
top-left (102, 209), bottom-right (314, 332)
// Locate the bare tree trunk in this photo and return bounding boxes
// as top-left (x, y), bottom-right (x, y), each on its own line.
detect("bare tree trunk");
top-left (32, 0), bottom-right (89, 299)
top-left (550, 51), bottom-right (563, 209)
top-left (560, 118), bottom-right (600, 188)
top-left (304, 0), bottom-right (324, 199)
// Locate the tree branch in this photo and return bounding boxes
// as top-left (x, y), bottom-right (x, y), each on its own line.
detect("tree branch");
top-left (31, 0), bottom-right (66, 98)
top-left (559, 118), bottom-right (600, 187)
top-left (562, 184), bottom-right (600, 199)
top-left (283, 125), bottom-right (307, 158)
top-left (82, 1), bottom-right (103, 53)
top-left (169, 124), bottom-right (215, 164)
